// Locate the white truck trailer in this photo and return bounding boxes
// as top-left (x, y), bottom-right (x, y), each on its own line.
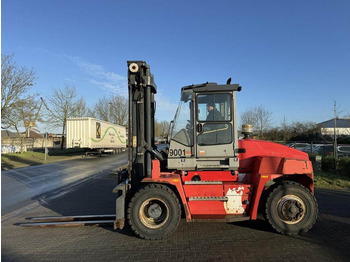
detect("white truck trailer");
top-left (66, 117), bottom-right (126, 154)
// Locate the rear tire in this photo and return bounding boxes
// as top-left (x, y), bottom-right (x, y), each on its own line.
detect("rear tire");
top-left (265, 181), bottom-right (318, 235)
top-left (127, 184), bottom-right (181, 240)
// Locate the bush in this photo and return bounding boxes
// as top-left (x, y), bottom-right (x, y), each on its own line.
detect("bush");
top-left (338, 157), bottom-right (350, 176)
top-left (322, 155), bottom-right (334, 171)
top-left (321, 155), bottom-right (350, 176)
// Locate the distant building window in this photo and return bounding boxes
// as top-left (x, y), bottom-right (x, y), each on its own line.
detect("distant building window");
top-left (96, 122), bottom-right (101, 139)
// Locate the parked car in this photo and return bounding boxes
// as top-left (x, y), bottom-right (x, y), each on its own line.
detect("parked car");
top-left (309, 144), bottom-right (350, 157)
top-left (287, 143), bottom-right (310, 151)
top-left (301, 144), bottom-right (322, 154)
top-left (338, 145), bottom-right (350, 157)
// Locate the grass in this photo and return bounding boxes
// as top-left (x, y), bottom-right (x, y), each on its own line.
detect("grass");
top-left (314, 170), bottom-right (350, 190)
top-left (1, 149), bottom-right (85, 171)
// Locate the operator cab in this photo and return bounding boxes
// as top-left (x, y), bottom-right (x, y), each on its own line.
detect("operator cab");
top-left (168, 82), bottom-right (242, 170)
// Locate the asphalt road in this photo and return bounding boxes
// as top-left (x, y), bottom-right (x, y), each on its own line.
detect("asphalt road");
top-left (1, 152), bottom-right (127, 215)
top-left (2, 171), bottom-right (349, 261)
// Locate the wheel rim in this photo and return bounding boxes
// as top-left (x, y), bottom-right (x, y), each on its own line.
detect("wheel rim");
top-left (139, 198), bottom-right (170, 229)
top-left (277, 195), bottom-right (306, 224)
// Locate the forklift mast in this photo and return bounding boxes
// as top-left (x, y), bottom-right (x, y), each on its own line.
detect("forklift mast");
top-left (127, 61), bottom-right (157, 187)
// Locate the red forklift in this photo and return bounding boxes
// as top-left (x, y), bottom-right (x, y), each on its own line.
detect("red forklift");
top-left (114, 61), bottom-right (317, 240)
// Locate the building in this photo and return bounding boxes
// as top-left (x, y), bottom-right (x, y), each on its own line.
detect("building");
top-left (1, 129), bottom-right (61, 153)
top-left (317, 118), bottom-right (350, 136)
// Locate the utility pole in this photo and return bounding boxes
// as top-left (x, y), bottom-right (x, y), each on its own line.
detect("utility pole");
top-left (44, 132), bottom-right (48, 162)
top-left (333, 101), bottom-right (338, 168)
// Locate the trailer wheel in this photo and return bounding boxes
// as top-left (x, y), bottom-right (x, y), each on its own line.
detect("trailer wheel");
top-left (265, 181), bottom-right (318, 235)
top-left (127, 184), bottom-right (181, 240)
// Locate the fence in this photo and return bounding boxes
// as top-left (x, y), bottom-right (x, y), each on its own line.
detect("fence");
top-left (1, 137), bottom-right (61, 154)
top-left (1, 145), bottom-right (27, 154)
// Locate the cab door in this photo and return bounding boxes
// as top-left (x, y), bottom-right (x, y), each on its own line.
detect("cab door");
top-left (195, 93), bottom-right (234, 161)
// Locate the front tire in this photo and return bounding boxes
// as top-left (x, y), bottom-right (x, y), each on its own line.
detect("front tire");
top-left (265, 181), bottom-right (318, 235)
top-left (127, 184), bottom-right (181, 240)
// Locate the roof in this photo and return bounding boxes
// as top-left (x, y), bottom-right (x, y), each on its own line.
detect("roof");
top-left (1, 130), bottom-right (21, 138)
top-left (317, 118), bottom-right (350, 128)
top-left (22, 130), bottom-right (43, 138)
top-left (66, 117), bottom-right (125, 128)
top-left (181, 82), bottom-right (242, 93)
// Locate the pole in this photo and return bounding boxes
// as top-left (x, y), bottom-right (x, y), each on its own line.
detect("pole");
top-left (45, 133), bottom-right (48, 162)
top-left (333, 101), bottom-right (338, 168)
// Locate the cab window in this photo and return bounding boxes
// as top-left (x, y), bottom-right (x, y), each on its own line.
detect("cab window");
top-left (197, 93), bottom-right (232, 146)
top-left (197, 94), bottom-right (231, 122)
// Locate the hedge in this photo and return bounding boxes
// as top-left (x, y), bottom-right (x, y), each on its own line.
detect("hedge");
top-left (322, 155), bottom-right (350, 176)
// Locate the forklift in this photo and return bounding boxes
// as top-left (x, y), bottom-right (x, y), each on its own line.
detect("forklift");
top-left (114, 61), bottom-right (318, 240)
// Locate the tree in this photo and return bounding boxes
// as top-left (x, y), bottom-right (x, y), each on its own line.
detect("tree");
top-left (75, 97), bottom-right (90, 117)
top-left (44, 84), bottom-right (87, 149)
top-left (4, 94), bottom-right (43, 152)
top-left (240, 105), bottom-right (272, 137)
top-left (159, 120), bottom-right (170, 137)
top-left (281, 117), bottom-right (289, 144)
top-left (240, 109), bottom-right (258, 129)
top-left (288, 121), bottom-right (317, 141)
top-left (109, 96), bottom-right (128, 126)
top-left (4, 99), bottom-right (26, 152)
top-left (22, 95), bottom-right (44, 136)
top-left (93, 95), bottom-right (128, 126)
top-left (1, 54), bottom-right (36, 129)
top-left (255, 105), bottom-right (272, 137)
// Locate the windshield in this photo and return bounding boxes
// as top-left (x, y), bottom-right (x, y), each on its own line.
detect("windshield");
top-left (171, 93), bottom-right (193, 146)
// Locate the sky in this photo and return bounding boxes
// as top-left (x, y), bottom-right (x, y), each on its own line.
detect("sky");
top-left (2, 0), bottom-right (350, 133)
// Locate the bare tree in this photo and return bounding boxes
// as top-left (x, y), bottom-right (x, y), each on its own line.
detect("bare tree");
top-left (153, 120), bottom-right (170, 138)
top-left (240, 109), bottom-right (258, 129)
top-left (94, 95), bottom-right (128, 126)
top-left (4, 99), bottom-right (26, 152)
top-left (1, 54), bottom-right (36, 128)
top-left (44, 84), bottom-right (87, 149)
top-left (255, 105), bottom-right (272, 137)
top-left (75, 97), bottom-right (90, 117)
top-left (92, 97), bottom-right (109, 121)
top-left (240, 105), bottom-right (272, 137)
top-left (159, 120), bottom-right (170, 137)
top-left (4, 94), bottom-right (43, 152)
top-left (154, 120), bottom-right (161, 138)
top-left (281, 117), bottom-right (289, 144)
top-left (22, 95), bottom-right (44, 136)
top-left (110, 96), bottom-right (128, 126)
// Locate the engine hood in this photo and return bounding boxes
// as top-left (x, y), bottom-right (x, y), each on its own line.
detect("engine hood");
top-left (238, 139), bottom-right (309, 161)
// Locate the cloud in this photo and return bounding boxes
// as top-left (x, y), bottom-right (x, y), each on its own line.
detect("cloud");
top-left (65, 54), bottom-right (177, 120)
top-left (155, 90), bottom-right (178, 120)
top-left (66, 55), bottom-right (128, 97)
top-left (88, 79), bottom-right (127, 97)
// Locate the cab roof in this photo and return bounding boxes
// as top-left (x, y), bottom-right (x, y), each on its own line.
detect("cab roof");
top-left (181, 82), bottom-right (242, 93)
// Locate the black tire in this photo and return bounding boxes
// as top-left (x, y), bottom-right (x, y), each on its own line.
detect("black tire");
top-left (127, 184), bottom-right (181, 240)
top-left (265, 181), bottom-right (318, 235)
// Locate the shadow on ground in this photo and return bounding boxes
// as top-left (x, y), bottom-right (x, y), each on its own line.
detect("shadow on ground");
top-left (13, 174), bottom-right (349, 261)
top-left (27, 171), bottom-right (137, 238)
top-left (1, 154), bottom-right (42, 170)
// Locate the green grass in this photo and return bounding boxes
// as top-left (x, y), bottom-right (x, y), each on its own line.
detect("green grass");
top-left (314, 170), bottom-right (350, 190)
top-left (1, 150), bottom-right (85, 171)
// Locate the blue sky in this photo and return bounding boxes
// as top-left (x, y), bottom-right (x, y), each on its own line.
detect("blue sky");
top-left (2, 0), bottom-right (350, 132)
